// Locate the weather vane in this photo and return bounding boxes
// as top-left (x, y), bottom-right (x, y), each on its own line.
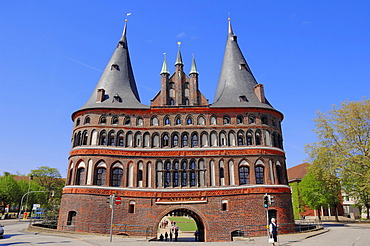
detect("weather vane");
top-left (125, 12), bottom-right (132, 22)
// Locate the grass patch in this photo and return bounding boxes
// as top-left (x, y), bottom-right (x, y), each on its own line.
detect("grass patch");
top-left (168, 216), bottom-right (197, 232)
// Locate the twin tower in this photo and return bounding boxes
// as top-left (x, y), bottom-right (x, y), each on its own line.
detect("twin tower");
top-left (58, 19), bottom-right (294, 242)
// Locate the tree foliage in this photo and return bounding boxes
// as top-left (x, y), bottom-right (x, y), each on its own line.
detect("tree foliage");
top-left (305, 98), bottom-right (370, 219)
top-left (0, 175), bottom-right (21, 209)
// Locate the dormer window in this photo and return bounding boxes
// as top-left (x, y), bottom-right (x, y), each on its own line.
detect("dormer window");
top-left (111, 64), bottom-right (120, 70)
top-left (239, 96), bottom-right (248, 102)
top-left (113, 94), bottom-right (122, 103)
top-left (239, 63), bottom-right (246, 70)
top-left (118, 41), bottom-right (126, 48)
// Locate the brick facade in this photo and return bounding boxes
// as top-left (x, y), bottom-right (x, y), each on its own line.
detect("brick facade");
top-left (57, 19), bottom-right (295, 242)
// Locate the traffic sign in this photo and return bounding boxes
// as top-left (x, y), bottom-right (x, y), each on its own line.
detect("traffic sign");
top-left (115, 196), bottom-right (122, 205)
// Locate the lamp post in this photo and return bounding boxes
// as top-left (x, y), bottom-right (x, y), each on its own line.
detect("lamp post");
top-left (18, 190), bottom-right (52, 221)
top-left (24, 175), bottom-right (33, 218)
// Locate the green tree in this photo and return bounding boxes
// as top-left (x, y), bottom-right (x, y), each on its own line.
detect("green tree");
top-left (0, 175), bottom-right (21, 214)
top-left (29, 166), bottom-right (65, 220)
top-left (17, 178), bottom-right (47, 212)
top-left (306, 98), bottom-right (370, 219)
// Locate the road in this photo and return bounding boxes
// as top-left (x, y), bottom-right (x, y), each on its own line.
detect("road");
top-left (0, 220), bottom-right (369, 245)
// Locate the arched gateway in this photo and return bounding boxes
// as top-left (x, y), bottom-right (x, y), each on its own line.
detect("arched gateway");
top-left (58, 18), bottom-right (295, 242)
top-left (157, 207), bottom-right (205, 242)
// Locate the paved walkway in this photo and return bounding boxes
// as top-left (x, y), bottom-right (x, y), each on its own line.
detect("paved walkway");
top-left (26, 225), bottom-right (329, 246)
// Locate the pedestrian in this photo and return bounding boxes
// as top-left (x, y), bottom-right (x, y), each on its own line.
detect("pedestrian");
top-left (269, 218), bottom-right (278, 245)
top-left (169, 231), bottom-right (173, 241)
top-left (165, 231), bottom-right (168, 241)
top-left (174, 228), bottom-right (178, 241)
top-left (194, 230), bottom-right (199, 241)
top-left (159, 234), bottom-right (164, 241)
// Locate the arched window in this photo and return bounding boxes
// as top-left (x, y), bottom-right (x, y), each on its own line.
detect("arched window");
top-left (261, 116), bottom-right (268, 125)
top-left (229, 161), bottom-right (235, 185)
top-left (221, 200), bottom-right (228, 211)
top-left (164, 116), bottom-right (170, 125)
top-left (82, 131), bottom-right (88, 145)
top-left (272, 132), bottom-right (278, 147)
top-left (84, 116), bottom-right (90, 124)
top-left (239, 166), bottom-right (250, 185)
top-left (229, 131), bottom-right (236, 146)
top-left (99, 131), bottom-right (107, 145)
top-left (247, 131), bottom-right (253, 146)
top-left (255, 165), bottom-right (264, 184)
top-left (175, 116), bottom-right (181, 125)
top-left (137, 162), bottom-right (144, 187)
top-left (164, 161), bottom-right (171, 188)
top-left (128, 201), bottom-right (135, 213)
top-left (210, 131), bottom-right (217, 146)
top-left (126, 132), bottom-right (133, 147)
top-left (169, 98), bottom-right (175, 105)
top-left (117, 131), bottom-right (124, 147)
top-left (172, 134), bottom-right (179, 147)
top-left (265, 130), bottom-right (271, 146)
top-left (192, 134), bottom-right (198, 147)
top-left (75, 168), bottom-right (85, 185)
top-left (136, 117), bottom-right (143, 126)
top-left (134, 132), bottom-right (142, 147)
top-left (143, 132), bottom-right (150, 147)
top-left (220, 132), bottom-right (227, 146)
top-left (236, 115), bottom-right (244, 124)
top-left (90, 130), bottom-right (98, 145)
top-left (237, 131), bottom-right (244, 146)
top-left (223, 115), bottom-right (230, 124)
top-left (108, 131), bottom-right (115, 146)
top-left (248, 115), bottom-right (255, 124)
top-left (255, 130), bottom-right (262, 145)
top-left (219, 160), bottom-right (225, 186)
top-left (182, 134), bottom-right (189, 147)
top-left (197, 116), bottom-right (205, 125)
top-left (190, 160), bottom-right (196, 187)
top-left (94, 167), bottom-right (106, 186)
top-left (186, 116), bottom-right (193, 125)
top-left (67, 211), bottom-right (77, 225)
top-left (162, 134), bottom-right (169, 147)
top-left (111, 168), bottom-right (123, 187)
top-left (127, 163), bottom-right (134, 187)
top-left (76, 118), bottom-right (80, 126)
top-left (124, 116), bottom-right (131, 125)
top-left (181, 160), bottom-right (187, 187)
top-left (173, 160), bottom-right (179, 187)
top-left (74, 132), bottom-right (81, 147)
top-left (152, 134), bottom-right (160, 147)
top-left (99, 116), bottom-right (107, 124)
top-left (210, 115), bottom-right (217, 125)
top-left (276, 162), bottom-right (283, 184)
top-left (200, 132), bottom-right (208, 147)
top-left (112, 116), bottom-right (119, 125)
top-left (151, 116), bottom-right (159, 126)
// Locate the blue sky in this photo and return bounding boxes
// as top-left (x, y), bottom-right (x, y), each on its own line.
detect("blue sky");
top-left (1, 1), bottom-right (369, 177)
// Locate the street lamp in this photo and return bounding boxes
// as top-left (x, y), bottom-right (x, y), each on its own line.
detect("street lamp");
top-left (24, 175), bottom-right (33, 216)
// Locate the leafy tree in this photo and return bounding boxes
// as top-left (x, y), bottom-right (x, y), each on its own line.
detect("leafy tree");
top-left (306, 98), bottom-right (370, 219)
top-left (29, 166), bottom-right (65, 220)
top-left (17, 178), bottom-right (47, 212)
top-left (0, 175), bottom-right (21, 214)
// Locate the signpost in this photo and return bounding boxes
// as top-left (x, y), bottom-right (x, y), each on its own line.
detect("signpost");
top-left (107, 194), bottom-right (121, 242)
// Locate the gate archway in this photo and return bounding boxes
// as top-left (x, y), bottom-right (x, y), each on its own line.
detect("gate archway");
top-left (157, 208), bottom-right (205, 242)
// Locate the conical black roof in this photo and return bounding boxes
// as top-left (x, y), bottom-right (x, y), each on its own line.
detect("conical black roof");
top-left (80, 21), bottom-right (148, 110)
top-left (212, 20), bottom-right (273, 109)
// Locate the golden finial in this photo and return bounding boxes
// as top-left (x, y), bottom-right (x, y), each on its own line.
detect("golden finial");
top-left (177, 42), bottom-right (181, 48)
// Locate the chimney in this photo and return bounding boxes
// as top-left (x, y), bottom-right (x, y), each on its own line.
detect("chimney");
top-left (96, 88), bottom-right (105, 103)
top-left (254, 84), bottom-right (266, 103)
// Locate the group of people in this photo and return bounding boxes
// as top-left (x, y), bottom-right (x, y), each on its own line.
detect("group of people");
top-left (158, 223), bottom-right (179, 242)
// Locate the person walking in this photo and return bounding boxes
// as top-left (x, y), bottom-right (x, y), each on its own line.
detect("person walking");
top-left (169, 231), bottom-right (173, 241)
top-left (165, 231), bottom-right (168, 241)
top-left (269, 218), bottom-right (278, 245)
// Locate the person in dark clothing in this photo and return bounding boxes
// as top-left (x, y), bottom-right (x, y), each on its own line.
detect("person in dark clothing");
top-left (159, 234), bottom-right (164, 241)
top-left (194, 230), bottom-right (199, 241)
top-left (269, 218), bottom-right (278, 245)
top-left (165, 231), bottom-right (168, 241)
top-left (174, 228), bottom-right (178, 241)
top-left (169, 231), bottom-right (173, 241)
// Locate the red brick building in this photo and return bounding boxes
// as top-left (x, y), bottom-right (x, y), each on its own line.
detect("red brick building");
top-left (58, 19), bottom-right (294, 242)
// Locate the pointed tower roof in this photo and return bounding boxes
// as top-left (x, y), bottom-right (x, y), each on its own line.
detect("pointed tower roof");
top-left (189, 54), bottom-right (199, 75)
top-left (80, 19), bottom-right (148, 110)
top-left (160, 53), bottom-right (170, 75)
top-left (175, 42), bottom-right (184, 66)
top-left (211, 19), bottom-right (273, 109)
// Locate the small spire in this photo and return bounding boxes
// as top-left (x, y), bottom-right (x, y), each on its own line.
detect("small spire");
top-left (189, 53), bottom-right (199, 75)
top-left (121, 13), bottom-right (132, 38)
top-left (160, 53), bottom-right (170, 75)
top-left (175, 42), bottom-right (184, 66)
top-left (228, 17), bottom-right (234, 35)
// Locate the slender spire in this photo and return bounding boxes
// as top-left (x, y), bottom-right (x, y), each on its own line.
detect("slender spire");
top-left (189, 54), bottom-right (199, 75)
top-left (175, 42), bottom-right (184, 66)
top-left (212, 18), bottom-right (273, 109)
top-left (79, 17), bottom-right (148, 110)
top-left (160, 53), bottom-right (170, 75)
